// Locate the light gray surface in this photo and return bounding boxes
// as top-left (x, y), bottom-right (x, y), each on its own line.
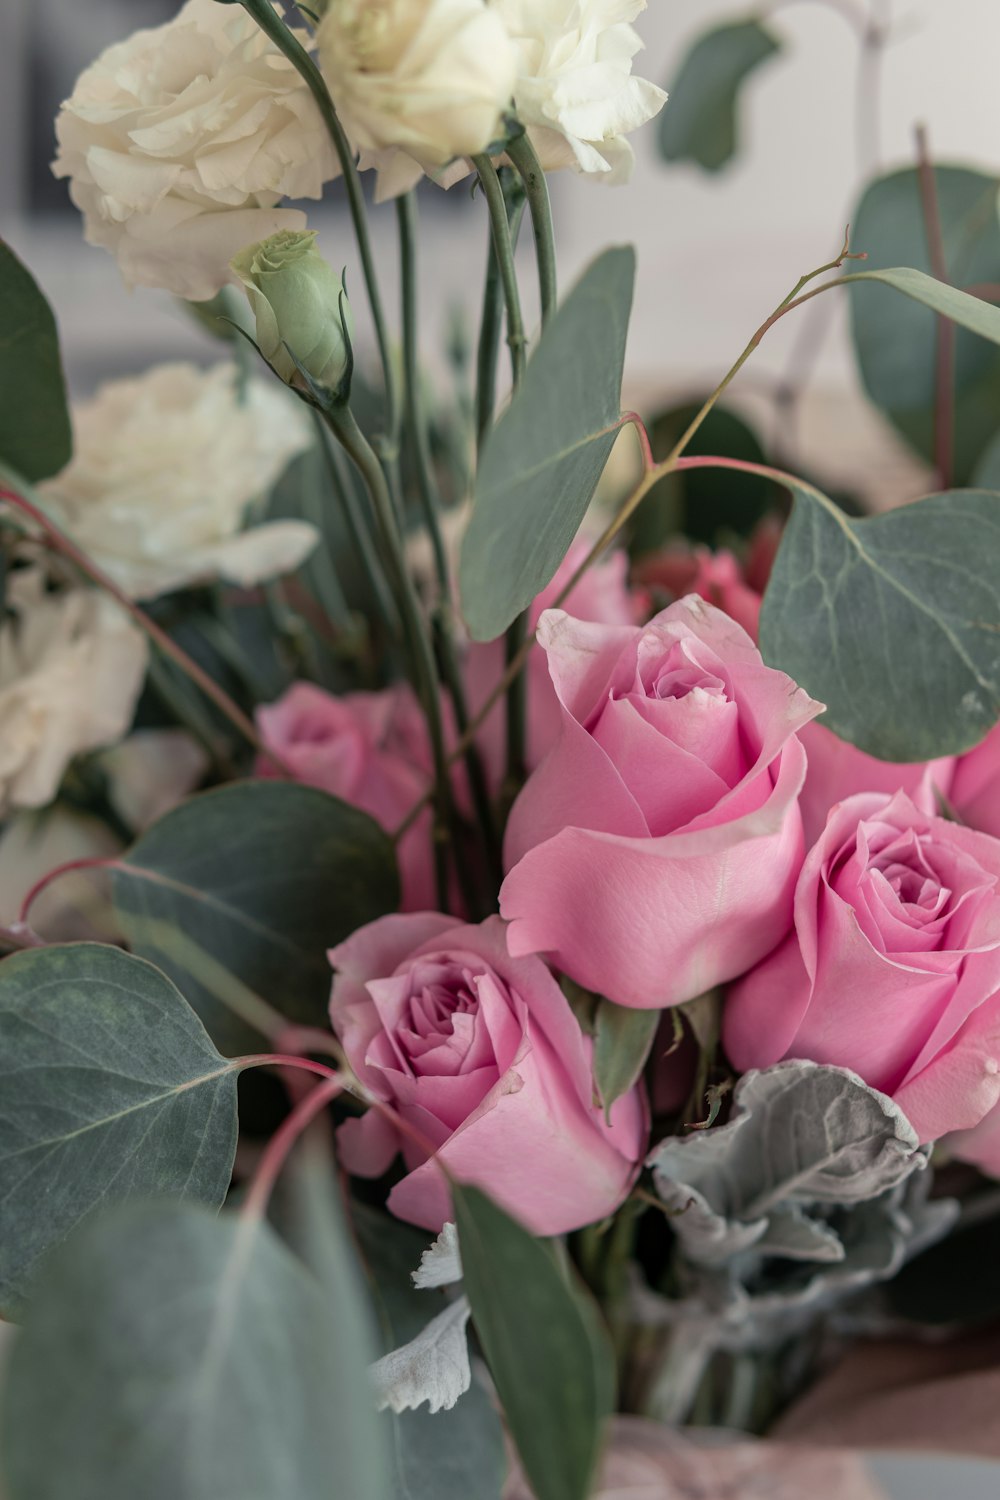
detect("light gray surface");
top-left (872, 1453), bottom-right (1000, 1499)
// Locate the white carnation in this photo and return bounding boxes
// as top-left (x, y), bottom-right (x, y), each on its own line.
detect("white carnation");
top-left (38, 362), bottom-right (317, 601)
top-left (491, 0), bottom-right (667, 182)
top-left (317, 0), bottom-right (517, 201)
top-left (52, 0), bottom-right (339, 299)
top-left (0, 571), bottom-right (148, 815)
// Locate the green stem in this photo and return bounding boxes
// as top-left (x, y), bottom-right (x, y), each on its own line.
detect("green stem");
top-left (472, 155), bottom-right (527, 386)
top-left (475, 178), bottom-right (525, 451)
top-left (473, 154), bottom-right (531, 793)
top-left (312, 412), bottom-right (401, 642)
top-left (236, 0), bottom-right (401, 458)
top-left (324, 404), bottom-right (460, 911)
top-left (396, 193), bottom-right (501, 882)
top-left (507, 132), bottom-right (557, 324)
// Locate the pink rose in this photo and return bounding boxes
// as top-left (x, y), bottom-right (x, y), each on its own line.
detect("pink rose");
top-left (466, 540), bottom-right (638, 787)
top-left (797, 722), bottom-right (956, 848)
top-left (724, 789), bottom-right (1000, 1154)
top-left (500, 596), bottom-right (823, 1009)
top-left (952, 721), bottom-right (1000, 839)
top-left (256, 681), bottom-right (434, 911)
top-left (328, 913), bottom-right (646, 1234)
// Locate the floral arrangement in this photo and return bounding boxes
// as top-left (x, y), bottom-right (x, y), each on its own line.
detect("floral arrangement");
top-left (2, 2), bottom-right (1000, 1497)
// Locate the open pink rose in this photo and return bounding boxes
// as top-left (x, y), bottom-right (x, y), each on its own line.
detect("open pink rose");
top-left (952, 721), bottom-right (1000, 839)
top-left (500, 596), bottom-right (823, 1009)
top-left (466, 540), bottom-right (638, 787)
top-left (256, 681), bottom-right (433, 910)
top-left (328, 913), bottom-right (646, 1233)
top-left (724, 789), bottom-right (1000, 1156)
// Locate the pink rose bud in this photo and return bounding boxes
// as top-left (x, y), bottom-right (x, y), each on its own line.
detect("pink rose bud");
top-left (329, 913), bottom-right (647, 1234)
top-left (635, 543), bottom-right (763, 642)
top-left (255, 682), bottom-right (435, 911)
top-left (465, 540), bottom-right (639, 788)
top-left (500, 596), bottom-right (823, 1009)
top-left (951, 720), bottom-right (1000, 839)
top-left (724, 788), bottom-right (1000, 1157)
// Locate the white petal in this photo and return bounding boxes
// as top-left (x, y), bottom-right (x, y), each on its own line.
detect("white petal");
top-left (370, 1296), bottom-right (472, 1415)
top-left (412, 1222), bottom-right (464, 1288)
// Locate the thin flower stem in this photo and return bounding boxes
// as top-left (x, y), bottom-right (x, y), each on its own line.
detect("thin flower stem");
top-left (397, 191), bottom-right (502, 883)
top-left (475, 177), bottom-right (525, 451)
top-left (241, 1074), bottom-right (343, 1220)
top-left (312, 412), bottom-right (401, 640)
top-left (915, 122), bottom-right (955, 489)
top-left (473, 154), bottom-right (528, 386)
top-left (324, 404), bottom-right (465, 912)
top-left (0, 484), bottom-right (290, 775)
top-left (236, 0), bottom-right (401, 459)
top-left (507, 132), bottom-right (557, 325)
top-left (19, 855), bottom-right (121, 927)
top-left (473, 153), bottom-right (531, 795)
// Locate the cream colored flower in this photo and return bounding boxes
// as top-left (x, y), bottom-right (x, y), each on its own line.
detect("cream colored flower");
top-left (0, 571), bottom-right (148, 815)
top-left (317, 0), bottom-right (517, 200)
top-left (52, 0), bottom-right (339, 299)
top-left (100, 730), bottom-right (209, 833)
top-left (0, 808), bottom-right (124, 942)
top-left (39, 362), bottom-right (317, 600)
top-left (491, 0), bottom-right (667, 182)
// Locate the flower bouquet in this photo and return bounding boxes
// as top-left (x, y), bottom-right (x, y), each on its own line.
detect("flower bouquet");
top-left (2, 3), bottom-right (1000, 1497)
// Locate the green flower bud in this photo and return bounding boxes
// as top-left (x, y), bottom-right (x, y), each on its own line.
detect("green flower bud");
top-left (230, 229), bottom-right (351, 390)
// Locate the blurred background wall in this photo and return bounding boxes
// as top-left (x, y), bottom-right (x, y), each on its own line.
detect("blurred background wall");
top-left (3, 0), bottom-right (1000, 498)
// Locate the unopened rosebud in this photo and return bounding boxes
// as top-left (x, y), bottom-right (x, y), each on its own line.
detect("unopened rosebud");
top-left (230, 230), bottom-right (351, 390)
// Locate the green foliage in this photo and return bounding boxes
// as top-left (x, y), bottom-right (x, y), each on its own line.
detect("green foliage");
top-left (354, 1204), bottom-right (506, 1500)
top-left (848, 167), bottom-right (1000, 483)
top-left (0, 241), bottom-right (72, 483)
top-left (460, 248), bottom-right (635, 642)
top-left (631, 401), bottom-right (772, 554)
top-left (593, 1000), bottom-right (659, 1123)
top-left (0, 943), bottom-right (237, 1320)
top-left (658, 20), bottom-right (783, 172)
top-left (454, 1184), bottom-right (614, 1500)
top-left (1, 1200), bottom-right (386, 1500)
top-left (113, 781), bottom-right (400, 1054)
top-left (760, 481), bottom-right (1000, 759)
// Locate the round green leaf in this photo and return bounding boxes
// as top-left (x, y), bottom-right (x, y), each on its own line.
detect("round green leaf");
top-left (0, 943), bottom-right (237, 1319)
top-left (658, 20), bottom-right (783, 173)
top-left (760, 482), bottom-right (1000, 759)
top-left (113, 780), bottom-right (401, 1054)
top-left (1, 1201), bottom-right (387, 1500)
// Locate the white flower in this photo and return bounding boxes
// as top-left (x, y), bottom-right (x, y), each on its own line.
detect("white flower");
top-left (38, 362), bottom-right (317, 600)
top-left (0, 571), bottom-right (148, 815)
top-left (317, 0), bottom-right (517, 201)
top-left (490, 0), bottom-right (667, 182)
top-left (0, 808), bottom-right (124, 942)
top-left (52, 0), bottom-right (339, 299)
top-left (100, 730), bottom-right (209, 833)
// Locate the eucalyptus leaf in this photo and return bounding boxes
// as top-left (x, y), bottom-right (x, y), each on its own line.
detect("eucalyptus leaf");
top-left (454, 1183), bottom-right (613, 1500)
top-left (0, 241), bottom-right (72, 482)
top-left (593, 999), bottom-right (659, 1122)
top-left (113, 780), bottom-right (400, 1054)
top-left (847, 167), bottom-right (1000, 483)
top-left (759, 481), bottom-right (1000, 759)
top-left (649, 1060), bottom-right (923, 1269)
top-left (658, 19), bottom-right (783, 172)
top-left (1, 1201), bottom-right (386, 1500)
top-left (354, 1205), bottom-right (506, 1500)
top-left (0, 943), bottom-right (237, 1320)
top-left (460, 247), bottom-right (635, 641)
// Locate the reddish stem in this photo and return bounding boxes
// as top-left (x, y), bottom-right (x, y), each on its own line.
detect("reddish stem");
top-left (18, 855), bottom-right (123, 927)
top-left (622, 412), bottom-right (655, 472)
top-left (0, 484), bottom-right (292, 776)
top-left (242, 1074), bottom-right (343, 1220)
